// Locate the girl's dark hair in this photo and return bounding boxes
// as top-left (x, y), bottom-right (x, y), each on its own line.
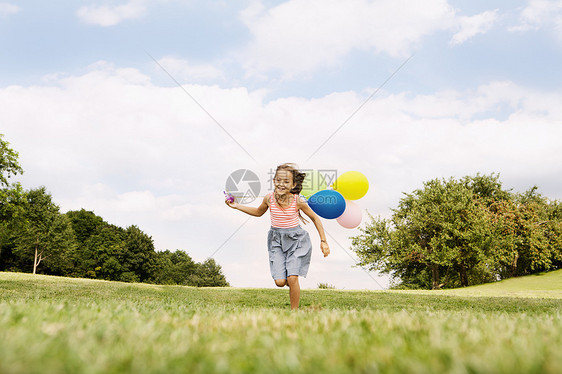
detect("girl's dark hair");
top-left (275, 163), bottom-right (306, 194)
top-left (275, 163), bottom-right (309, 224)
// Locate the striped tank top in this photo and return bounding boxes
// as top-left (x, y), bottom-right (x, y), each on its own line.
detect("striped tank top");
top-left (269, 193), bottom-right (300, 228)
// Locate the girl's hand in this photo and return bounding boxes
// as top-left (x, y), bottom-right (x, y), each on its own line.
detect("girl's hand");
top-left (320, 241), bottom-right (330, 257)
top-left (225, 199), bottom-right (238, 209)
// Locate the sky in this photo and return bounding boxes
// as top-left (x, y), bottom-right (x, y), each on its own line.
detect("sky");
top-left (2, 0), bottom-right (562, 290)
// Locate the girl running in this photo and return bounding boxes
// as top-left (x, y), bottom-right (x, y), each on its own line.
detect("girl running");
top-left (225, 163), bottom-right (330, 309)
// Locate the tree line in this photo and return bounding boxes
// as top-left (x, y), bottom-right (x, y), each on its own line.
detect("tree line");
top-left (0, 134), bottom-right (229, 286)
top-left (351, 174), bottom-right (562, 289)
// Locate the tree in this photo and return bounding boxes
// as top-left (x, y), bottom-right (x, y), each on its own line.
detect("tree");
top-left (66, 209), bottom-right (109, 278)
top-left (123, 225), bottom-right (156, 282)
top-left (189, 258), bottom-right (230, 287)
top-left (0, 134), bottom-right (25, 263)
top-left (65, 210), bottom-right (232, 286)
top-left (14, 187), bottom-right (77, 275)
top-left (0, 183), bottom-right (27, 260)
top-left (66, 209), bottom-right (105, 244)
top-left (461, 173), bottom-right (511, 207)
top-left (390, 177), bottom-right (493, 289)
top-left (151, 251), bottom-right (230, 287)
top-left (544, 200), bottom-right (562, 270)
top-left (510, 188), bottom-right (560, 275)
top-left (84, 224), bottom-right (127, 281)
top-left (352, 174), bottom-right (562, 290)
top-left (152, 250), bottom-right (197, 285)
top-left (0, 134), bottom-right (23, 188)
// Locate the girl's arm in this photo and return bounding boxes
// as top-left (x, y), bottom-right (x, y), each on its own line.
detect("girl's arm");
top-left (297, 197), bottom-right (330, 257)
top-left (226, 194), bottom-right (269, 217)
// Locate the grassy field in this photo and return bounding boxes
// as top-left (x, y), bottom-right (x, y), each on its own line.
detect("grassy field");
top-left (398, 269), bottom-right (562, 299)
top-left (1, 271), bottom-right (562, 374)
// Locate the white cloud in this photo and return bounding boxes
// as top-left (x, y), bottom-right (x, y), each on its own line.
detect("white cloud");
top-left (239, 0), bottom-right (498, 79)
top-left (511, 0), bottom-right (562, 35)
top-left (239, 0), bottom-right (454, 78)
top-left (77, 0), bottom-right (147, 26)
top-left (2, 62), bottom-right (562, 288)
top-left (450, 10), bottom-right (498, 45)
top-left (68, 185), bottom-right (196, 221)
top-left (0, 3), bottom-right (20, 17)
top-left (155, 57), bottom-right (226, 83)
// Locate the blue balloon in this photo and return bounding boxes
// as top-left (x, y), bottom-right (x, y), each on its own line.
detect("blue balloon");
top-left (307, 190), bottom-right (346, 219)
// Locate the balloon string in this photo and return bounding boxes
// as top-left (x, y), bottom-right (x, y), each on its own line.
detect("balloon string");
top-left (305, 54), bottom-right (414, 163)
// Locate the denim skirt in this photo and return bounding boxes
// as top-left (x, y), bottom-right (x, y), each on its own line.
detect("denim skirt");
top-left (267, 226), bottom-right (312, 280)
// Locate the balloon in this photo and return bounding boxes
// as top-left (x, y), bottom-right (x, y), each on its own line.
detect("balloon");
top-left (300, 170), bottom-right (328, 198)
top-left (333, 171), bottom-right (369, 200)
top-left (336, 200), bottom-right (362, 229)
top-left (307, 190), bottom-right (346, 219)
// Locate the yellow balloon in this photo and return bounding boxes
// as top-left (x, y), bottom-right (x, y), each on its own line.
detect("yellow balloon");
top-left (333, 171), bottom-right (369, 200)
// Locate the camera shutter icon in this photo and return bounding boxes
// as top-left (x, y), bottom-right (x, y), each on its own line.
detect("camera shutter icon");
top-left (225, 169), bottom-right (261, 204)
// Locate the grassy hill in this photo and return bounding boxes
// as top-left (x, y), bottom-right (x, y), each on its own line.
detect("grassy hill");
top-left (1, 271), bottom-right (562, 374)
top-left (400, 269), bottom-right (562, 299)
top-left (449, 269), bottom-right (562, 297)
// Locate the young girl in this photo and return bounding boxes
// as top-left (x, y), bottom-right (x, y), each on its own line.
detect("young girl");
top-left (225, 163), bottom-right (330, 310)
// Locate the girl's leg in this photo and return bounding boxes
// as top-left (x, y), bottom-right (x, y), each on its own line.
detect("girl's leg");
top-left (287, 275), bottom-right (300, 310)
top-left (274, 279), bottom-right (287, 287)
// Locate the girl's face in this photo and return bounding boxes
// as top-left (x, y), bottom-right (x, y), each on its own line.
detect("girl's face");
top-left (273, 170), bottom-right (295, 194)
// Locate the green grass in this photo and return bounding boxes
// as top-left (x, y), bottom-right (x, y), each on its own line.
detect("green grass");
top-left (398, 269), bottom-right (562, 299)
top-left (1, 271), bottom-right (562, 373)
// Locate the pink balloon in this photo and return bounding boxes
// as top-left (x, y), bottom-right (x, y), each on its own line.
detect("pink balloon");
top-left (336, 200), bottom-right (362, 229)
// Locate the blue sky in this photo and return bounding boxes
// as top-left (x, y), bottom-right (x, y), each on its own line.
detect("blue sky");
top-left (2, 0), bottom-right (562, 289)
top-left (4, 0), bottom-right (562, 94)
